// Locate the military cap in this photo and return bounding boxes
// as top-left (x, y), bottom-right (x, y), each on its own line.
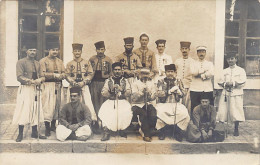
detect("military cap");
top-left (46, 42), bottom-right (60, 50)
top-left (200, 92), bottom-right (211, 100)
top-left (72, 43), bottom-right (83, 50)
top-left (196, 46), bottom-right (207, 51)
top-left (226, 51), bottom-right (237, 59)
top-left (94, 41), bottom-right (105, 49)
top-left (155, 39), bottom-right (166, 46)
top-left (112, 62), bottom-right (122, 69)
top-left (25, 42), bottom-right (37, 50)
top-left (165, 64), bottom-right (176, 72)
top-left (124, 37), bottom-right (134, 44)
top-left (180, 41), bottom-right (191, 48)
top-left (70, 86), bottom-right (81, 94)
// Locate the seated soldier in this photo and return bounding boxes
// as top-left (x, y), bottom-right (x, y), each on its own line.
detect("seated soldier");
top-left (56, 87), bottom-right (92, 141)
top-left (99, 62), bottom-right (133, 141)
top-left (131, 68), bottom-right (158, 142)
top-left (186, 93), bottom-right (217, 143)
top-left (156, 64), bottom-right (190, 142)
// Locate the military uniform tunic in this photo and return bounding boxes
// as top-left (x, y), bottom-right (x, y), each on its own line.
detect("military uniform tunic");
top-left (88, 54), bottom-right (113, 115)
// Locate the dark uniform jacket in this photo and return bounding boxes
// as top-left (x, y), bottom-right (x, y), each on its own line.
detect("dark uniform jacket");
top-left (193, 104), bottom-right (217, 132)
top-left (16, 57), bottom-right (41, 85)
top-left (157, 78), bottom-right (184, 103)
top-left (89, 55), bottom-right (113, 81)
top-left (59, 102), bottom-right (92, 128)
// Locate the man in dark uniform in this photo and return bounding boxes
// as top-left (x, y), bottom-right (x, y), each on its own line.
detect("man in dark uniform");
top-left (12, 43), bottom-right (46, 142)
top-left (133, 33), bottom-right (158, 78)
top-left (99, 62), bottom-right (132, 141)
top-left (89, 41), bottom-right (113, 133)
top-left (186, 93), bottom-right (217, 143)
top-left (56, 87), bottom-right (92, 141)
top-left (115, 37), bottom-right (142, 79)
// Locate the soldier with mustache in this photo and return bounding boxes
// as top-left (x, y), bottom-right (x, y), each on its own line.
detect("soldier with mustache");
top-left (175, 41), bottom-right (195, 115)
top-left (39, 43), bottom-right (66, 137)
top-left (13, 43), bottom-right (47, 142)
top-left (65, 43), bottom-right (96, 125)
top-left (189, 46), bottom-right (214, 119)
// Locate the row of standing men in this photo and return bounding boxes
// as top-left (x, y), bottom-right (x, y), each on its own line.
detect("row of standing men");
top-left (13, 33), bottom-right (247, 142)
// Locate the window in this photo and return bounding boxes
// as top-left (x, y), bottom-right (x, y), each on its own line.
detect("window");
top-left (224, 0), bottom-right (260, 77)
top-left (18, 0), bottom-right (64, 61)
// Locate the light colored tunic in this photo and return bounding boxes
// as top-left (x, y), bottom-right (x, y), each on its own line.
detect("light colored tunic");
top-left (217, 65), bottom-right (246, 122)
top-left (155, 53), bottom-right (173, 76)
top-left (190, 59), bottom-right (214, 92)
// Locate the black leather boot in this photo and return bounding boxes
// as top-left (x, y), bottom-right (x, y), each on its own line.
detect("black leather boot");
top-left (174, 126), bottom-right (184, 142)
top-left (16, 125), bottom-right (24, 142)
top-left (233, 121), bottom-right (239, 136)
top-left (31, 125), bottom-right (47, 139)
top-left (44, 121), bottom-right (51, 136)
top-left (119, 130), bottom-right (127, 138)
top-left (158, 128), bottom-right (166, 140)
top-left (101, 127), bottom-right (110, 141)
top-left (51, 120), bottom-right (56, 132)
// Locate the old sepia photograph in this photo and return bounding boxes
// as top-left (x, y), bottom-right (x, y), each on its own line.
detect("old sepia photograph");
top-left (0, 0), bottom-right (259, 164)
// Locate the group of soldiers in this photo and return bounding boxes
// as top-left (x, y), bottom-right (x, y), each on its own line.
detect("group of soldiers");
top-left (13, 33), bottom-right (247, 143)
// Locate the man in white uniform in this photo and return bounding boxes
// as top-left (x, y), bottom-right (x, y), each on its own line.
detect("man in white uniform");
top-left (190, 46), bottom-right (214, 118)
top-left (155, 39), bottom-right (173, 79)
top-left (217, 52), bottom-right (246, 136)
top-left (175, 41), bottom-right (194, 114)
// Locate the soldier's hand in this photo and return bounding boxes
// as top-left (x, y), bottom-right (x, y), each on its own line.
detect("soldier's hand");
top-left (124, 69), bottom-right (132, 76)
top-left (157, 90), bottom-right (165, 97)
top-left (170, 86), bottom-right (179, 93)
top-left (201, 130), bottom-right (208, 140)
top-left (34, 78), bottom-right (42, 86)
top-left (78, 82), bottom-right (85, 88)
top-left (208, 130), bottom-right (213, 138)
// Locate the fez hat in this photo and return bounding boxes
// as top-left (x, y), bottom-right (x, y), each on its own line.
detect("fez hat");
top-left (25, 42), bottom-right (37, 50)
top-left (94, 41), bottom-right (105, 49)
top-left (196, 46), bottom-right (207, 51)
top-left (70, 86), bottom-right (81, 94)
top-left (112, 62), bottom-right (122, 69)
top-left (124, 37), bottom-right (134, 44)
top-left (200, 92), bottom-right (211, 100)
top-left (226, 51), bottom-right (237, 59)
top-left (72, 43), bottom-right (83, 50)
top-left (180, 41), bottom-right (191, 48)
top-left (140, 68), bottom-right (150, 74)
top-left (155, 39), bottom-right (166, 45)
top-left (46, 42), bottom-right (60, 50)
top-left (165, 64), bottom-right (176, 72)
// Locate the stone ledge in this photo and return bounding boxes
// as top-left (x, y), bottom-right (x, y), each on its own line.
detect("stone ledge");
top-left (106, 140), bottom-right (146, 153)
top-left (30, 140), bottom-right (73, 153)
top-left (0, 140), bottom-right (31, 153)
top-left (73, 140), bottom-right (106, 153)
top-left (0, 140), bottom-right (259, 154)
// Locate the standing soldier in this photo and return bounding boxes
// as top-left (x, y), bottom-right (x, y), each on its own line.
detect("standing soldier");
top-left (89, 41), bottom-right (113, 133)
top-left (190, 46), bottom-right (214, 118)
top-left (133, 33), bottom-right (158, 78)
top-left (65, 43), bottom-right (97, 123)
top-left (13, 44), bottom-right (47, 142)
top-left (175, 41), bottom-right (194, 114)
top-left (99, 62), bottom-right (133, 141)
top-left (217, 52), bottom-right (246, 136)
top-left (154, 39), bottom-right (173, 80)
top-left (115, 37), bottom-right (142, 80)
top-left (40, 43), bottom-right (66, 137)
